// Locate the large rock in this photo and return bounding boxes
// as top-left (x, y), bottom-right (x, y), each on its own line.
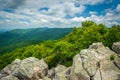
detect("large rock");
top-left (94, 58), bottom-right (120, 80)
top-left (47, 68), bottom-right (55, 79)
top-left (13, 57), bottom-right (48, 80)
top-left (54, 65), bottom-right (68, 80)
top-left (43, 76), bottom-right (51, 80)
top-left (71, 42), bottom-right (120, 80)
top-left (112, 42), bottom-right (120, 55)
top-left (47, 64), bottom-right (71, 80)
top-left (0, 59), bottom-right (21, 79)
top-left (90, 42), bottom-right (120, 80)
top-left (1, 75), bottom-right (19, 80)
top-left (70, 54), bottom-right (89, 80)
top-left (89, 42), bottom-right (104, 49)
top-left (114, 56), bottom-right (120, 69)
top-left (89, 42), bottom-right (115, 58)
top-left (47, 65), bottom-right (69, 80)
top-left (80, 49), bottom-right (99, 79)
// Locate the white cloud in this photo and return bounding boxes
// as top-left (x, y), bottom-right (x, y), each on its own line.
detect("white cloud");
top-left (89, 11), bottom-right (97, 15)
top-left (74, 0), bottom-right (105, 5)
top-left (0, 11), bottom-right (29, 20)
top-left (71, 16), bottom-right (87, 22)
top-left (18, 0), bottom-right (104, 10)
top-left (0, 0), bottom-right (119, 29)
top-left (69, 10), bottom-right (120, 27)
top-left (89, 13), bottom-right (120, 26)
top-left (116, 4), bottom-right (120, 12)
top-left (38, 2), bottom-right (85, 18)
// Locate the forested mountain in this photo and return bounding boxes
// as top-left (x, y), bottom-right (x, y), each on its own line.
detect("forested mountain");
top-left (0, 21), bottom-right (120, 70)
top-left (0, 28), bottom-right (73, 54)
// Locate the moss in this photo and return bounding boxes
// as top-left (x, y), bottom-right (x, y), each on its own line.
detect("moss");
top-left (110, 54), bottom-right (115, 61)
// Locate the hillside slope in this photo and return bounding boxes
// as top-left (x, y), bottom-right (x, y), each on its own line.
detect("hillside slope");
top-left (0, 28), bottom-right (73, 54)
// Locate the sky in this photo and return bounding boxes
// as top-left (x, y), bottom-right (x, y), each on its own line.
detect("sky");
top-left (0, 0), bottom-right (120, 30)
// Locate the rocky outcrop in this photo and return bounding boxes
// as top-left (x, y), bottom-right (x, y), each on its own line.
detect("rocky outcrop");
top-left (13, 57), bottom-right (48, 80)
top-left (0, 42), bottom-right (120, 80)
top-left (112, 42), bottom-right (120, 70)
top-left (1, 75), bottom-right (19, 80)
top-left (70, 54), bottom-right (89, 80)
top-left (0, 57), bottom-right (48, 80)
top-left (112, 42), bottom-right (120, 55)
top-left (70, 42), bottom-right (120, 80)
top-left (0, 59), bottom-right (21, 79)
top-left (114, 56), bottom-right (120, 69)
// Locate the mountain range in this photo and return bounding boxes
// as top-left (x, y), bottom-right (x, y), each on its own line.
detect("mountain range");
top-left (0, 28), bottom-right (73, 54)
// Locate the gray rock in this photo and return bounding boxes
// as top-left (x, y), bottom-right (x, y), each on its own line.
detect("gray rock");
top-left (0, 59), bottom-right (21, 79)
top-left (97, 59), bottom-right (120, 80)
top-left (93, 57), bottom-right (120, 80)
top-left (70, 54), bottom-right (89, 80)
top-left (13, 57), bottom-right (48, 80)
top-left (89, 42), bottom-right (104, 49)
top-left (90, 42), bottom-right (115, 58)
top-left (70, 42), bottom-right (120, 80)
top-left (47, 68), bottom-right (55, 79)
top-left (54, 64), bottom-right (68, 80)
top-left (90, 42), bottom-right (120, 80)
top-left (55, 64), bottom-right (67, 73)
top-left (80, 49), bottom-right (99, 78)
top-left (47, 65), bottom-right (70, 80)
top-left (43, 76), bottom-right (51, 80)
top-left (65, 67), bottom-right (71, 80)
top-left (114, 56), bottom-right (120, 69)
top-left (1, 75), bottom-right (19, 80)
top-left (112, 42), bottom-right (120, 55)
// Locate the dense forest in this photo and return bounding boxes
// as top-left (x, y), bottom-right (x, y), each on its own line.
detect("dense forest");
top-left (0, 21), bottom-right (120, 70)
top-left (0, 28), bottom-right (72, 54)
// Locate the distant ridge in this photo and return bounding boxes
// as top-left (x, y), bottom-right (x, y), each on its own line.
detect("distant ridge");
top-left (0, 28), bottom-right (73, 54)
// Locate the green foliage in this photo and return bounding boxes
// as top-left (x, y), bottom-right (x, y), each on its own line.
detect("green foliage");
top-left (104, 25), bottom-right (120, 47)
top-left (110, 55), bottom-right (116, 61)
top-left (0, 21), bottom-right (120, 70)
top-left (0, 28), bottom-right (72, 54)
top-left (46, 41), bottom-right (75, 68)
top-left (82, 20), bottom-right (96, 27)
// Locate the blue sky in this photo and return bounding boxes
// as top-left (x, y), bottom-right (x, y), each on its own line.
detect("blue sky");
top-left (0, 0), bottom-right (120, 30)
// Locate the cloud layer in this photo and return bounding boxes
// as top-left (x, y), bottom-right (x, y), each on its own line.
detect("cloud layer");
top-left (0, 0), bottom-right (120, 29)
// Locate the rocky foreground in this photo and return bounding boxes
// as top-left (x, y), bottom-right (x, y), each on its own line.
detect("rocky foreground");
top-left (0, 42), bottom-right (120, 80)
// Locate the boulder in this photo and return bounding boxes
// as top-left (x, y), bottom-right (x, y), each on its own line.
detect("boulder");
top-left (90, 42), bottom-right (115, 59)
top-left (114, 56), bottom-right (120, 69)
top-left (47, 65), bottom-right (71, 80)
top-left (47, 68), bottom-right (55, 79)
top-left (80, 49), bottom-right (99, 78)
top-left (70, 54), bottom-right (89, 80)
top-left (0, 59), bottom-right (21, 79)
top-left (54, 64), bottom-right (68, 80)
top-left (112, 42), bottom-right (120, 55)
top-left (94, 58), bottom-right (120, 80)
top-left (43, 76), bottom-right (51, 80)
top-left (1, 75), bottom-right (19, 80)
top-left (70, 42), bottom-right (120, 80)
top-left (13, 57), bottom-right (48, 80)
top-left (90, 42), bottom-right (120, 80)
top-left (89, 42), bottom-right (104, 49)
